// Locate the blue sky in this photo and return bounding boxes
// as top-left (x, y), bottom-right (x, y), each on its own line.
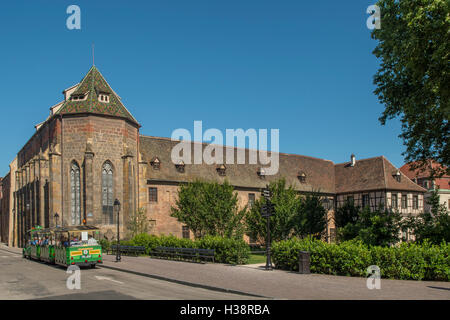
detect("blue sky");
top-left (0, 0), bottom-right (405, 177)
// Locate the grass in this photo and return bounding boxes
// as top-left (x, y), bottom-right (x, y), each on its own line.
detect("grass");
top-left (247, 253), bottom-right (267, 264)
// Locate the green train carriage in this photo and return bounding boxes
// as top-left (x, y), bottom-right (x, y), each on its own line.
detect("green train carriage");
top-left (39, 228), bottom-right (56, 263)
top-left (22, 225), bottom-right (103, 268)
top-left (53, 226), bottom-right (103, 268)
top-left (22, 226), bottom-right (44, 260)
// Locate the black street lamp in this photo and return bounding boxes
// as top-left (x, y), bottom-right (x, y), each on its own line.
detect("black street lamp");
top-left (261, 186), bottom-right (273, 271)
top-left (114, 199), bottom-right (121, 262)
top-left (265, 210), bottom-right (273, 271)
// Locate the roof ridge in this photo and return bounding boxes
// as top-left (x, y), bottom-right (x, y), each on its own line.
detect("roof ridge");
top-left (139, 135), bottom-right (333, 163)
top-left (335, 155), bottom-right (383, 166)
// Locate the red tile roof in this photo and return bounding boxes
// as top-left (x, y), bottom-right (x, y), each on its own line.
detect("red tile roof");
top-left (400, 161), bottom-right (449, 180)
top-left (140, 136), bottom-right (426, 194)
top-left (335, 156), bottom-right (426, 193)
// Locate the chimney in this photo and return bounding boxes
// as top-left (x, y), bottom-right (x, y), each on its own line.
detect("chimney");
top-left (350, 154), bottom-right (356, 167)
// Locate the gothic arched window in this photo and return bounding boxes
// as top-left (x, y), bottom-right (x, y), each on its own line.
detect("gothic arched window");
top-left (70, 161), bottom-right (81, 225)
top-left (102, 161), bottom-right (114, 224)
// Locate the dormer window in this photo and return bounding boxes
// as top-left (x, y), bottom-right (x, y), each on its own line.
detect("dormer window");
top-left (175, 160), bottom-right (185, 173)
top-left (393, 170), bottom-right (401, 182)
top-left (98, 94), bottom-right (110, 103)
top-left (150, 157), bottom-right (161, 170)
top-left (217, 164), bottom-right (226, 176)
top-left (298, 171), bottom-right (306, 183)
top-left (71, 94), bottom-right (86, 101)
top-left (257, 167), bottom-right (266, 178)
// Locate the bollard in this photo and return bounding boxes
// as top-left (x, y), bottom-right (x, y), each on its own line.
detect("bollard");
top-left (298, 251), bottom-right (310, 274)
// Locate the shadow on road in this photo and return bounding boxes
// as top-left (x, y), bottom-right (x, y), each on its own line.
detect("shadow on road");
top-left (427, 286), bottom-right (450, 291)
top-left (33, 290), bottom-right (139, 300)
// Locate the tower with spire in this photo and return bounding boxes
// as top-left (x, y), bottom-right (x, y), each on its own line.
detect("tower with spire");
top-left (9, 67), bottom-right (141, 246)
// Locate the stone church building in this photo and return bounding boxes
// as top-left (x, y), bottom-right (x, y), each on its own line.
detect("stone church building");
top-left (0, 67), bottom-right (426, 247)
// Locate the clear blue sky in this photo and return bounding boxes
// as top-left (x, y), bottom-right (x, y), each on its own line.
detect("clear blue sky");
top-left (0, 0), bottom-right (405, 177)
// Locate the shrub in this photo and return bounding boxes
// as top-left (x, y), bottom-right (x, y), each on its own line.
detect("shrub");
top-left (271, 238), bottom-right (449, 281)
top-left (99, 238), bottom-right (110, 251)
top-left (195, 236), bottom-right (250, 264)
top-left (101, 233), bottom-right (250, 265)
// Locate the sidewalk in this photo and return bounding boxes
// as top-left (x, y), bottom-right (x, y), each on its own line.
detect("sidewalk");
top-left (100, 254), bottom-right (450, 300)
top-left (0, 243), bottom-right (22, 255)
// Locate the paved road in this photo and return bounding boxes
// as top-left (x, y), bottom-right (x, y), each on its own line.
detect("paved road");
top-left (0, 247), bottom-right (259, 300)
top-left (100, 254), bottom-right (450, 300)
top-left (1, 245), bottom-right (449, 300)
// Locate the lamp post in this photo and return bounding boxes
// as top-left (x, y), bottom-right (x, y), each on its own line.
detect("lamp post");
top-left (261, 186), bottom-right (273, 271)
top-left (114, 199), bottom-right (121, 262)
top-left (54, 213), bottom-right (59, 227)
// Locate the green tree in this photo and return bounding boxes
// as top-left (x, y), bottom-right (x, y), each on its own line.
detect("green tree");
top-left (412, 189), bottom-right (450, 243)
top-left (245, 179), bottom-right (300, 243)
top-left (334, 200), bottom-right (360, 241)
top-left (294, 192), bottom-right (328, 239)
top-left (372, 0), bottom-right (450, 176)
top-left (355, 206), bottom-right (403, 247)
top-left (334, 202), bottom-right (403, 246)
top-left (127, 207), bottom-right (149, 238)
top-left (171, 180), bottom-right (246, 239)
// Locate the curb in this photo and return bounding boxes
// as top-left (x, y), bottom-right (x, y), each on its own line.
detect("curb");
top-left (99, 263), bottom-right (271, 299)
top-left (0, 246), bottom-right (22, 255)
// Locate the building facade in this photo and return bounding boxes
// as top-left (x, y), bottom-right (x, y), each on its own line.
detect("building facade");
top-left (0, 67), bottom-right (426, 247)
top-left (400, 161), bottom-right (450, 213)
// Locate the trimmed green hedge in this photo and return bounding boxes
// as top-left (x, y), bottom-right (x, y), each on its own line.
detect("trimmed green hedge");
top-left (102, 234), bottom-right (250, 265)
top-left (271, 238), bottom-right (449, 281)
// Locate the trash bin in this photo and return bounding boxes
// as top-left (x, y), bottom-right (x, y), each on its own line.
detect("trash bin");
top-left (298, 251), bottom-right (310, 274)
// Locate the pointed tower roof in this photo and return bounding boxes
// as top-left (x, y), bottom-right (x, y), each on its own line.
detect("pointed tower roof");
top-left (56, 66), bottom-right (139, 125)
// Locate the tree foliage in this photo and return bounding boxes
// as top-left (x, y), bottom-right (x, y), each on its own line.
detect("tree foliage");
top-left (372, 0), bottom-right (450, 176)
top-left (245, 179), bottom-right (328, 242)
top-left (170, 180), bottom-right (246, 239)
top-left (407, 189), bottom-right (450, 243)
top-left (245, 179), bottom-right (300, 243)
top-left (335, 201), bottom-right (403, 246)
top-left (294, 192), bottom-right (328, 239)
top-left (127, 207), bottom-right (149, 239)
top-left (334, 200), bottom-right (361, 241)
top-left (355, 206), bottom-right (403, 247)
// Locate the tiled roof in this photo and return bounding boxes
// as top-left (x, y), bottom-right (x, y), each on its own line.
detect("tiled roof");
top-left (400, 161), bottom-right (449, 180)
top-left (139, 135), bottom-right (336, 194)
top-left (140, 137), bottom-right (427, 194)
top-left (55, 66), bottom-right (139, 125)
top-left (335, 156), bottom-right (426, 193)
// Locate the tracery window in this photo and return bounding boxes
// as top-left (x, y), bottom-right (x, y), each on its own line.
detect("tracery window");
top-left (70, 161), bottom-right (81, 225)
top-left (102, 161), bottom-right (114, 224)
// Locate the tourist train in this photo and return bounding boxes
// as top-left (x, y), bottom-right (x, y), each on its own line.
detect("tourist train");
top-left (22, 225), bottom-right (102, 268)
